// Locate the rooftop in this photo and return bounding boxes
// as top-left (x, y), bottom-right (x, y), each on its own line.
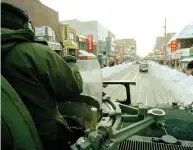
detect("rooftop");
top-left (168, 22), bottom-right (193, 45)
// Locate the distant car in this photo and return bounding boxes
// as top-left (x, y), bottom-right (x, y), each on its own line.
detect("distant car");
top-left (139, 63), bottom-right (148, 72)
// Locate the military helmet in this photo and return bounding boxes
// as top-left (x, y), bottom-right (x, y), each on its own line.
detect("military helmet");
top-left (1, 2), bottom-right (33, 31)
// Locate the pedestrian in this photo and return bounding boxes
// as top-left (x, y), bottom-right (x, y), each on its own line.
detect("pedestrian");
top-left (1, 2), bottom-right (85, 150)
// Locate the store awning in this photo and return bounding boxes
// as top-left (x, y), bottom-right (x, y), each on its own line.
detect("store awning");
top-left (64, 41), bottom-right (78, 49)
top-left (179, 56), bottom-right (193, 62)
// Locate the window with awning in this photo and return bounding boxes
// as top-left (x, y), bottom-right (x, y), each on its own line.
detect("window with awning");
top-left (179, 38), bottom-right (193, 49)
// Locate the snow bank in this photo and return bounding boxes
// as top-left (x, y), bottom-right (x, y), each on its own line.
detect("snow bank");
top-left (150, 61), bottom-right (193, 105)
top-left (102, 62), bottom-right (133, 79)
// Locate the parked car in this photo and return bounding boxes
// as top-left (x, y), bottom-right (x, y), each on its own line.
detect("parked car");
top-left (139, 63), bottom-right (148, 72)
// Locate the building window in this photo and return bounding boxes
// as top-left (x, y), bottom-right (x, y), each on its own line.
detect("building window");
top-left (70, 33), bottom-right (74, 41)
top-left (35, 26), bottom-right (57, 42)
top-left (179, 39), bottom-right (193, 49)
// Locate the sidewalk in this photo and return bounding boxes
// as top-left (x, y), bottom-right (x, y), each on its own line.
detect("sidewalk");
top-left (150, 61), bottom-right (193, 105)
top-left (165, 65), bottom-right (193, 76)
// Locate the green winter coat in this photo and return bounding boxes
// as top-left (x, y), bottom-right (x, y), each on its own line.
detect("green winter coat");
top-left (1, 75), bottom-right (43, 150)
top-left (1, 28), bottom-right (83, 145)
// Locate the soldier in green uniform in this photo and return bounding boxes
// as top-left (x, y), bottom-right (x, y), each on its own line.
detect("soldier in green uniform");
top-left (1, 2), bottom-right (85, 150)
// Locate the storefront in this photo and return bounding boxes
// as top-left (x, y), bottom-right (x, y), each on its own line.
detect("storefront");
top-left (167, 39), bottom-right (193, 67)
top-left (61, 24), bottom-right (78, 57)
top-left (64, 41), bottom-right (78, 57)
top-left (167, 23), bottom-right (193, 68)
top-left (167, 52), bottom-right (181, 67)
top-left (167, 46), bottom-right (191, 68)
top-left (155, 54), bottom-right (165, 64)
top-left (77, 35), bottom-right (87, 50)
top-left (77, 35), bottom-right (97, 55)
top-left (179, 48), bottom-right (193, 68)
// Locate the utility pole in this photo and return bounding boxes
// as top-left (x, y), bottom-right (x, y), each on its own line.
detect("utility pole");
top-left (164, 18), bottom-right (167, 58)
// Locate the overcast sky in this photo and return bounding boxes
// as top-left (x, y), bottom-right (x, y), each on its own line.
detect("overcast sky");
top-left (41, 0), bottom-right (192, 56)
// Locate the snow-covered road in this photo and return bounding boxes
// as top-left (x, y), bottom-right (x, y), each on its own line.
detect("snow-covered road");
top-left (102, 62), bottom-right (133, 79)
top-left (103, 62), bottom-right (193, 106)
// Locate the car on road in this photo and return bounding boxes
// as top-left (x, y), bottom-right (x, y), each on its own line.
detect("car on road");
top-left (139, 63), bottom-right (148, 72)
top-left (135, 61), bottom-right (140, 64)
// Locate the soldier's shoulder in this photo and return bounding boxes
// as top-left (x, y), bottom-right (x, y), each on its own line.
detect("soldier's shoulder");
top-left (9, 42), bottom-right (57, 61)
top-left (14, 41), bottom-right (52, 53)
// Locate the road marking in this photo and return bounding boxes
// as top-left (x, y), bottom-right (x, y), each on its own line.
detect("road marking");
top-left (106, 66), bottom-right (136, 100)
top-left (133, 71), bottom-right (139, 81)
top-left (145, 93), bottom-right (148, 106)
top-left (123, 68), bottom-right (135, 79)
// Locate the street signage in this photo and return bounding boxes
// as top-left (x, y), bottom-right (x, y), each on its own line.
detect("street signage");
top-left (87, 35), bottom-right (93, 53)
top-left (62, 24), bottom-right (69, 42)
top-left (171, 40), bottom-right (178, 52)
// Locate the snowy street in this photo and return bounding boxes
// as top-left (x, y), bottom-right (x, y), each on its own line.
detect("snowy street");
top-left (102, 62), bottom-right (193, 107)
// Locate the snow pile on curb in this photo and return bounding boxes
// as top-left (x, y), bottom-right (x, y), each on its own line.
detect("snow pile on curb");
top-left (150, 61), bottom-right (193, 105)
top-left (102, 62), bottom-right (133, 79)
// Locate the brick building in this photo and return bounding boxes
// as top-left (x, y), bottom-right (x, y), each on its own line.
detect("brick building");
top-left (2, 0), bottom-right (60, 42)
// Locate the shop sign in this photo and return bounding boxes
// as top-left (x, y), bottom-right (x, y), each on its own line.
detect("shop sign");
top-left (62, 24), bottom-right (69, 42)
top-left (48, 42), bottom-right (62, 51)
top-left (87, 35), bottom-right (93, 53)
top-left (170, 40), bottom-right (178, 52)
top-left (79, 37), bottom-right (86, 42)
top-left (106, 37), bottom-right (111, 51)
top-left (35, 26), bottom-right (45, 37)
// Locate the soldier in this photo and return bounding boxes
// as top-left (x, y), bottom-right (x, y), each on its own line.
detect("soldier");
top-left (1, 2), bottom-right (85, 150)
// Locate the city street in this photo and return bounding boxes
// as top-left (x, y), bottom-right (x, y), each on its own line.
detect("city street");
top-left (103, 63), bottom-right (175, 107)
